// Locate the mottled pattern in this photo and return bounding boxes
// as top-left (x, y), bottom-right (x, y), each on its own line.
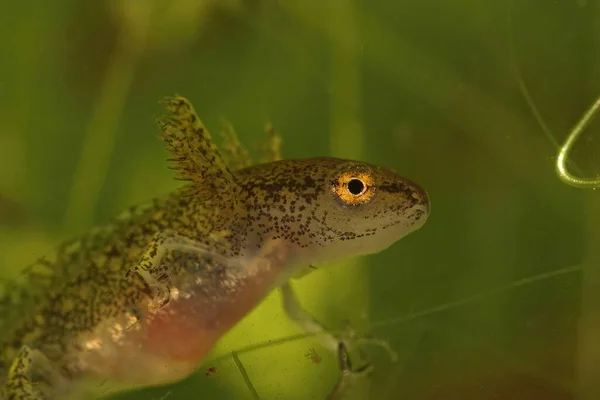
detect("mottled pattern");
top-left (0, 96), bottom-right (429, 400)
top-left (232, 158), bottom-right (428, 264)
top-left (159, 97), bottom-right (234, 184)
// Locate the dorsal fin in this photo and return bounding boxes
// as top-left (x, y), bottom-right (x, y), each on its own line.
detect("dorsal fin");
top-left (158, 96), bottom-right (237, 193)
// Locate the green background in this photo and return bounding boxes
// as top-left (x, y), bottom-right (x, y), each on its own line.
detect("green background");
top-left (1, 1), bottom-right (599, 399)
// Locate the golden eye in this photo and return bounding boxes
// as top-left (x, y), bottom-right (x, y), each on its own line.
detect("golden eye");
top-left (332, 171), bottom-right (375, 206)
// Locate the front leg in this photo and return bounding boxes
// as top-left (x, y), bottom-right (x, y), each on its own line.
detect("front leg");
top-left (281, 283), bottom-right (397, 384)
top-left (326, 341), bottom-right (374, 400)
top-left (280, 282), bottom-right (338, 353)
top-left (281, 283), bottom-right (371, 370)
top-left (127, 231), bottom-right (228, 312)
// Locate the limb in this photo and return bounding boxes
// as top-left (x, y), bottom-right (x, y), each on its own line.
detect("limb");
top-left (280, 282), bottom-right (338, 353)
top-left (280, 288), bottom-right (379, 398)
top-left (2, 346), bottom-right (62, 400)
top-left (326, 342), bottom-right (373, 400)
top-left (281, 282), bottom-right (397, 375)
top-left (127, 231), bottom-right (228, 312)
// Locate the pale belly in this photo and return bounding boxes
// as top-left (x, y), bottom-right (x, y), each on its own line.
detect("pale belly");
top-left (60, 254), bottom-right (284, 399)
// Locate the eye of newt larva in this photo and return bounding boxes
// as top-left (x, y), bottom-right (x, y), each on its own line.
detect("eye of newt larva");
top-left (347, 178), bottom-right (365, 195)
top-left (332, 170), bottom-right (375, 206)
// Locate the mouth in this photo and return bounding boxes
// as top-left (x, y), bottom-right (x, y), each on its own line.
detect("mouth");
top-left (403, 187), bottom-right (430, 232)
top-left (380, 201), bottom-right (429, 234)
top-left (416, 189), bottom-right (430, 216)
top-left (405, 178), bottom-right (429, 213)
top-left (412, 203), bottom-right (430, 229)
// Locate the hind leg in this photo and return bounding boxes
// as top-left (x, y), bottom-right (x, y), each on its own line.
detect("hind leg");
top-left (280, 282), bottom-right (339, 353)
top-left (2, 345), bottom-right (61, 400)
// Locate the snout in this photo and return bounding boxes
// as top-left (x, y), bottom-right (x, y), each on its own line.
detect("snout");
top-left (412, 182), bottom-right (430, 215)
top-left (402, 178), bottom-right (430, 231)
top-left (398, 175), bottom-right (429, 215)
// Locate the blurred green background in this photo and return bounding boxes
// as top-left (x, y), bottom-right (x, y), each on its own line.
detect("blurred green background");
top-left (1, 0), bottom-right (600, 399)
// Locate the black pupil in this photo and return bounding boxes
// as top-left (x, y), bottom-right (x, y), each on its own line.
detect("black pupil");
top-left (347, 179), bottom-right (365, 195)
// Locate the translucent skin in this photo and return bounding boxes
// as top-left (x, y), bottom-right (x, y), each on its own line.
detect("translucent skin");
top-left (0, 97), bottom-right (429, 399)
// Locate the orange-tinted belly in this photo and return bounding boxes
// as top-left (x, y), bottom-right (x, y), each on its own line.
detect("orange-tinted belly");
top-left (138, 263), bottom-right (281, 373)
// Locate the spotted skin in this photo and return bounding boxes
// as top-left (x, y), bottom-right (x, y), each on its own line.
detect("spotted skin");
top-left (0, 96), bottom-right (429, 399)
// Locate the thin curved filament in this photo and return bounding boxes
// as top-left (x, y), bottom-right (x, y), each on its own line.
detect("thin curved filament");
top-left (507, 0), bottom-right (600, 190)
top-left (556, 96), bottom-right (600, 189)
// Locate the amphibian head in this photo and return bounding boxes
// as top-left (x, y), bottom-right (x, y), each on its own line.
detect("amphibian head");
top-left (235, 157), bottom-right (429, 269)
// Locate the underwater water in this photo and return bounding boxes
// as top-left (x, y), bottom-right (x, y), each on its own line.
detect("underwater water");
top-left (1, 0), bottom-right (599, 399)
